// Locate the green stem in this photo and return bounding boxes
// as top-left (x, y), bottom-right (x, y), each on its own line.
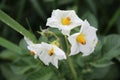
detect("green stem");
top-left (64, 36), bottom-right (78, 80)
top-left (38, 29), bottom-right (60, 41)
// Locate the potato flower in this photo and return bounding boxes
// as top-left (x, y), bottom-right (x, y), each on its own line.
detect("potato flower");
top-left (39, 42), bottom-right (66, 68)
top-left (24, 37), bottom-right (66, 68)
top-left (68, 20), bottom-right (98, 56)
top-left (46, 9), bottom-right (83, 36)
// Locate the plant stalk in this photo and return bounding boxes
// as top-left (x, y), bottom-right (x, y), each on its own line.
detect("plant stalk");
top-left (64, 36), bottom-right (78, 80)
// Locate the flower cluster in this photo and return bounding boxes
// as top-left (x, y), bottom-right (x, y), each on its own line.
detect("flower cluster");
top-left (25, 9), bottom-right (98, 68)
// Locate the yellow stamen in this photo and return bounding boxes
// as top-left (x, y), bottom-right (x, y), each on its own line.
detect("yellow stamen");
top-left (49, 48), bottom-right (54, 56)
top-left (61, 17), bottom-right (71, 25)
top-left (30, 51), bottom-right (35, 55)
top-left (76, 33), bottom-right (86, 45)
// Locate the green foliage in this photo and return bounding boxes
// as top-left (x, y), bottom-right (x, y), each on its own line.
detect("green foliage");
top-left (0, 50), bottom-right (19, 60)
top-left (0, 0), bottom-right (120, 80)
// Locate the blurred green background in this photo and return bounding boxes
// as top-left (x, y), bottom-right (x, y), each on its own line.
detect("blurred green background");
top-left (0, 0), bottom-right (120, 80)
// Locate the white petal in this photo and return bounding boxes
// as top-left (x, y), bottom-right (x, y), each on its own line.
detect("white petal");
top-left (39, 42), bottom-right (66, 68)
top-left (24, 37), bottom-right (42, 57)
top-left (68, 11), bottom-right (83, 26)
top-left (53, 46), bottom-right (66, 60)
top-left (79, 43), bottom-right (94, 56)
top-left (46, 18), bottom-right (60, 28)
top-left (80, 20), bottom-right (97, 34)
top-left (41, 42), bottom-right (52, 50)
top-left (70, 43), bottom-right (81, 56)
top-left (61, 29), bottom-right (70, 36)
top-left (51, 56), bottom-right (58, 68)
top-left (68, 19), bottom-right (98, 56)
top-left (27, 44), bottom-right (42, 54)
top-left (51, 9), bottom-right (64, 19)
top-left (78, 20), bottom-right (98, 56)
top-left (68, 33), bottom-right (81, 55)
top-left (39, 50), bottom-right (51, 65)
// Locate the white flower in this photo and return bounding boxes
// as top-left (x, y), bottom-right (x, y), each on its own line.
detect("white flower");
top-left (24, 37), bottom-right (66, 68)
top-left (46, 9), bottom-right (83, 36)
top-left (68, 20), bottom-right (98, 56)
top-left (39, 42), bottom-right (66, 68)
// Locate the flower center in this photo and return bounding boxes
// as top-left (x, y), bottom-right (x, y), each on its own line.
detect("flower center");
top-left (30, 50), bottom-right (35, 55)
top-left (76, 33), bottom-right (86, 45)
top-left (49, 48), bottom-right (54, 56)
top-left (61, 17), bottom-right (71, 25)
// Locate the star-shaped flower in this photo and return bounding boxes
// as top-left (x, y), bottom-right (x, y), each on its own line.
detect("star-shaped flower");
top-left (46, 9), bottom-right (83, 36)
top-left (24, 37), bottom-right (66, 68)
top-left (68, 20), bottom-right (98, 56)
top-left (39, 42), bottom-right (66, 68)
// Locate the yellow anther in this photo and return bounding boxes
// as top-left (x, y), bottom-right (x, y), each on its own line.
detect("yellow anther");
top-left (61, 17), bottom-right (71, 25)
top-left (49, 48), bottom-right (54, 56)
top-left (76, 33), bottom-right (86, 45)
top-left (30, 51), bottom-right (35, 55)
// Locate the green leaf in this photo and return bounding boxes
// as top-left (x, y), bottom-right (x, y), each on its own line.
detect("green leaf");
top-left (11, 64), bottom-right (38, 75)
top-left (25, 64), bottom-right (59, 80)
top-left (0, 50), bottom-right (19, 60)
top-left (100, 34), bottom-right (120, 61)
top-left (102, 34), bottom-right (120, 53)
top-left (100, 48), bottom-right (120, 61)
top-left (0, 37), bottom-right (22, 54)
top-left (27, 71), bottom-right (53, 80)
top-left (39, 73), bottom-right (53, 80)
top-left (76, 55), bottom-right (85, 68)
top-left (0, 10), bottom-right (37, 43)
top-left (10, 57), bottom-right (40, 75)
top-left (86, 66), bottom-right (111, 80)
top-left (89, 61), bottom-right (113, 68)
top-left (0, 65), bottom-right (26, 80)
